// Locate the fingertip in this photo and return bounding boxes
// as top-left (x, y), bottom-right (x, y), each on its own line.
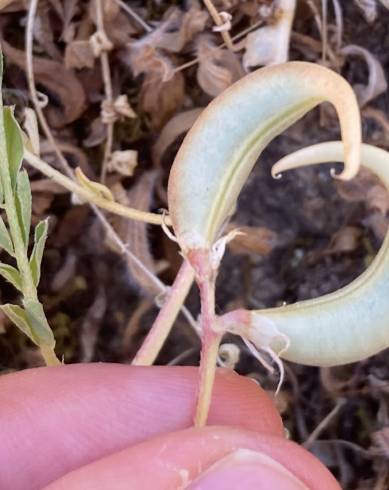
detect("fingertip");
top-left (45, 427), bottom-right (340, 490)
top-left (188, 449), bottom-right (307, 490)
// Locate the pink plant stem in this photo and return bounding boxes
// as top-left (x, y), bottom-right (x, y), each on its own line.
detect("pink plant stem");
top-left (188, 249), bottom-right (223, 427)
top-left (132, 261), bottom-right (195, 366)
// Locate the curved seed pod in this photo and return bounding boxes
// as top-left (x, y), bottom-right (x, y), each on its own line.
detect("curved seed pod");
top-left (168, 62), bottom-right (361, 251)
top-left (252, 142), bottom-right (389, 366)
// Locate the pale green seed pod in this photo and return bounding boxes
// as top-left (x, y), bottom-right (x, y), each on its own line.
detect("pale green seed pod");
top-left (168, 62), bottom-right (361, 252)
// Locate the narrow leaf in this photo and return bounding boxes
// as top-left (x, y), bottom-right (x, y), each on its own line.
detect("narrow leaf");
top-left (0, 304), bottom-right (36, 343)
top-left (15, 169), bottom-right (32, 247)
top-left (29, 218), bottom-right (48, 286)
top-left (24, 299), bottom-right (55, 346)
top-left (0, 215), bottom-right (13, 255)
top-left (0, 263), bottom-right (22, 291)
top-left (3, 107), bottom-right (24, 190)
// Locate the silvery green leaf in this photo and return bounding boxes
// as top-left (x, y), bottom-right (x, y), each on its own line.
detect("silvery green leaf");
top-left (0, 215), bottom-right (13, 255)
top-left (0, 304), bottom-right (36, 343)
top-left (0, 263), bottom-right (22, 291)
top-left (3, 107), bottom-right (24, 191)
top-left (24, 299), bottom-right (55, 346)
top-left (29, 218), bottom-right (48, 286)
top-left (15, 169), bottom-right (32, 247)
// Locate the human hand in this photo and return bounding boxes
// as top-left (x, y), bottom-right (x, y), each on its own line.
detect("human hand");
top-left (0, 363), bottom-right (339, 489)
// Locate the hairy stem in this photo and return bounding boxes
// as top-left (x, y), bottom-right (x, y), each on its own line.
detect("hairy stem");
top-left (132, 260), bottom-right (195, 365)
top-left (95, 0), bottom-right (114, 183)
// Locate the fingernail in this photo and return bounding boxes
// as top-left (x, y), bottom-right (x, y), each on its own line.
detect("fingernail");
top-left (187, 448), bottom-right (308, 490)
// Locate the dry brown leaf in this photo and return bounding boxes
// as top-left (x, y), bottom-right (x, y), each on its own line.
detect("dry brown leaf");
top-left (34, 4), bottom-right (62, 61)
top-left (112, 95), bottom-right (137, 120)
top-left (197, 37), bottom-right (244, 97)
top-left (125, 43), bottom-right (185, 127)
top-left (371, 428), bottom-right (389, 458)
top-left (226, 223), bottom-right (278, 256)
top-left (107, 150), bottom-right (138, 177)
top-left (2, 40), bottom-right (86, 127)
top-left (144, 5), bottom-right (208, 53)
top-left (141, 71), bottom-right (185, 129)
top-left (354, 0), bottom-right (377, 23)
top-left (336, 168), bottom-right (382, 203)
top-left (341, 44), bottom-right (387, 107)
top-left (89, 0), bottom-right (137, 47)
top-left (366, 184), bottom-right (389, 215)
top-left (0, 0), bottom-right (23, 12)
top-left (243, 0), bottom-right (296, 69)
top-left (23, 108), bottom-right (40, 156)
top-left (328, 226), bottom-right (362, 254)
top-left (127, 43), bottom-right (175, 82)
top-left (363, 107), bottom-right (389, 143)
top-left (110, 172), bottom-right (160, 295)
top-left (31, 192), bottom-right (55, 218)
top-left (83, 117), bottom-right (106, 148)
top-left (152, 108), bottom-right (203, 166)
top-left (364, 212), bottom-right (388, 241)
top-left (65, 40), bottom-right (95, 70)
top-left (337, 169), bottom-right (389, 215)
top-left (30, 179), bottom-right (67, 194)
top-left (337, 170), bottom-right (389, 241)
top-left (57, 0), bottom-right (81, 42)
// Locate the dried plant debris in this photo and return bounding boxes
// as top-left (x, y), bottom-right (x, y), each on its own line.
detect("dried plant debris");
top-left (2, 41), bottom-right (86, 127)
top-left (152, 108), bottom-right (203, 166)
top-left (243, 0), bottom-right (296, 69)
top-left (197, 36), bottom-right (244, 96)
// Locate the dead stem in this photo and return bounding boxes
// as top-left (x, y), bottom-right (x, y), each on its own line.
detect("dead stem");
top-left (26, 0), bottom-right (74, 180)
top-left (202, 0), bottom-right (235, 51)
top-left (304, 398), bottom-right (346, 449)
top-left (95, 0), bottom-right (114, 183)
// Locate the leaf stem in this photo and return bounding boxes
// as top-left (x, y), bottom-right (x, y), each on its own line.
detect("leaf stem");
top-left (24, 150), bottom-right (170, 226)
top-left (40, 344), bottom-right (61, 366)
